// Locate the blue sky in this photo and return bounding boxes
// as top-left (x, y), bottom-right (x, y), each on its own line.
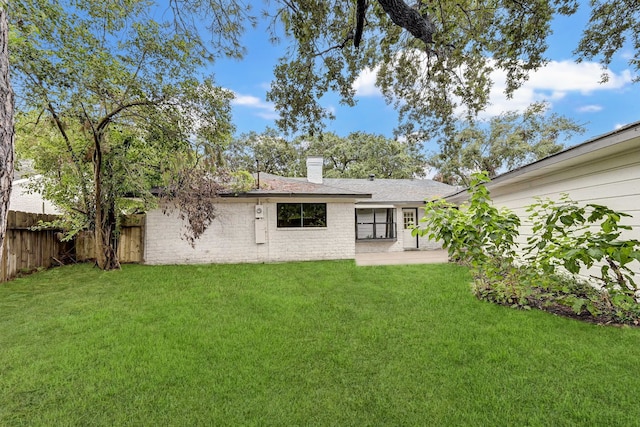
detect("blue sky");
top-left (212, 4), bottom-right (639, 151)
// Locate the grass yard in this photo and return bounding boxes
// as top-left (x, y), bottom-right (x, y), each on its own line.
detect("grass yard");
top-left (1, 261), bottom-right (640, 426)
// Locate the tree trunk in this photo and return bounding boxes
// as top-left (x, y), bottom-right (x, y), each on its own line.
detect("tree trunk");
top-left (0, 4), bottom-right (14, 266)
top-left (93, 137), bottom-right (120, 270)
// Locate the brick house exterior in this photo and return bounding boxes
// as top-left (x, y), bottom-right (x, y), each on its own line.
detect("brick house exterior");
top-left (143, 157), bottom-right (455, 265)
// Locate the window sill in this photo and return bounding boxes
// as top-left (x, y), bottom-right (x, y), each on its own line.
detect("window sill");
top-left (356, 238), bottom-right (397, 242)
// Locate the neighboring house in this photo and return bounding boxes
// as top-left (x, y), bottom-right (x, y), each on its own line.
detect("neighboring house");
top-left (10, 163), bottom-right (60, 214)
top-left (10, 177), bottom-right (61, 215)
top-left (446, 121), bottom-right (640, 276)
top-left (143, 157), bottom-right (454, 265)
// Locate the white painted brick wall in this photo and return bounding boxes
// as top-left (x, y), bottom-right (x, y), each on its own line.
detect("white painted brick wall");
top-left (144, 199), bottom-right (356, 265)
top-left (417, 207), bottom-right (443, 250)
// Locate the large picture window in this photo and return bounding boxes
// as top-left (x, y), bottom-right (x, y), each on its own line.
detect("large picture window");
top-left (277, 203), bottom-right (327, 228)
top-left (355, 208), bottom-right (396, 240)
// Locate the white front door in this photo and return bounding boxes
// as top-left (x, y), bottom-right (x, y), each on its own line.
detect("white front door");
top-left (402, 208), bottom-right (418, 249)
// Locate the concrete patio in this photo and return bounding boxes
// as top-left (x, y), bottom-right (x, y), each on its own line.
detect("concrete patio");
top-left (355, 249), bottom-right (449, 266)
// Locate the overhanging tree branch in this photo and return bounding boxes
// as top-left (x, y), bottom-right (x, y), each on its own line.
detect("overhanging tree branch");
top-left (377, 0), bottom-right (435, 46)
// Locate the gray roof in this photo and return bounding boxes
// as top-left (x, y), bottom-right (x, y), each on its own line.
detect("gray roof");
top-left (323, 177), bottom-right (456, 204)
top-left (232, 173), bottom-right (455, 204)
top-left (223, 173), bottom-right (372, 199)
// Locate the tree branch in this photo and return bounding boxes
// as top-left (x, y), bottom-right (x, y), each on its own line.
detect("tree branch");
top-left (354, 0), bottom-right (367, 48)
top-left (376, 0), bottom-right (435, 46)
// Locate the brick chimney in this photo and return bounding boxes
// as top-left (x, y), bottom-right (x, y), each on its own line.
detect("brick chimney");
top-left (306, 156), bottom-right (323, 184)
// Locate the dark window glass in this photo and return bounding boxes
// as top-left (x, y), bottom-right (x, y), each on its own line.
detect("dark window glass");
top-left (355, 208), bottom-right (396, 239)
top-left (277, 203), bottom-right (327, 228)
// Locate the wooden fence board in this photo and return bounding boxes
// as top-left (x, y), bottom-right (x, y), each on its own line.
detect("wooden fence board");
top-left (1, 211), bottom-right (68, 282)
top-left (1, 211), bottom-right (145, 282)
top-left (75, 215), bottom-right (145, 264)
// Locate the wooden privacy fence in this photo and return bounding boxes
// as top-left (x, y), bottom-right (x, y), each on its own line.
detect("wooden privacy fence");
top-left (75, 214), bottom-right (145, 264)
top-left (1, 212), bottom-right (145, 282)
top-left (1, 211), bottom-right (72, 282)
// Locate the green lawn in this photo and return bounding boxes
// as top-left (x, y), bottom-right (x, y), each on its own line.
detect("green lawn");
top-left (1, 261), bottom-right (640, 426)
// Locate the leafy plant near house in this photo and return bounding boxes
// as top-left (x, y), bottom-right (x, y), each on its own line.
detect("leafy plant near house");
top-left (416, 172), bottom-right (640, 324)
top-left (524, 195), bottom-right (640, 320)
top-left (415, 172), bottom-right (523, 304)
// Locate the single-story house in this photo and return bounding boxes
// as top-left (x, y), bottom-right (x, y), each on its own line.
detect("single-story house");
top-left (446, 121), bottom-right (640, 277)
top-left (143, 157), bottom-right (455, 265)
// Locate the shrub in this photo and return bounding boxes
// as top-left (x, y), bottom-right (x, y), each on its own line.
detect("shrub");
top-left (525, 195), bottom-right (640, 297)
top-left (415, 172), bottom-right (521, 292)
top-left (416, 173), bottom-right (640, 325)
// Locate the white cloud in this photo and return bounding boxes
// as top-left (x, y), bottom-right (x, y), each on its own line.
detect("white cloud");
top-left (231, 92), bottom-right (279, 120)
top-left (352, 57), bottom-right (633, 118)
top-left (577, 104), bottom-right (603, 113)
top-left (482, 60), bottom-right (632, 117)
top-left (353, 66), bottom-right (381, 97)
top-left (614, 123), bottom-right (627, 130)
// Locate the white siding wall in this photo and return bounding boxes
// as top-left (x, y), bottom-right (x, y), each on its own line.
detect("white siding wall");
top-left (490, 147), bottom-right (640, 277)
top-left (144, 199), bottom-right (356, 265)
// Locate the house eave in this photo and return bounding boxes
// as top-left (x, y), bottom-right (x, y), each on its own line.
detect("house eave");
top-left (220, 192), bottom-right (372, 199)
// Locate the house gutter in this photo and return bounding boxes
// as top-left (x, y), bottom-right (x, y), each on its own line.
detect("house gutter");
top-left (221, 192), bottom-right (373, 199)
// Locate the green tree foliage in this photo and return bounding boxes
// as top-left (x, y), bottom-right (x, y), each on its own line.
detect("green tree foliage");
top-left (266, 0), bottom-right (583, 137)
top-left (300, 132), bottom-right (427, 178)
top-left (429, 103), bottom-right (585, 186)
top-left (10, 0), bottom-right (236, 269)
top-left (576, 0), bottom-right (640, 83)
top-left (263, 0), bottom-right (640, 139)
top-left (225, 128), bottom-right (303, 176)
top-left (225, 130), bottom-right (427, 179)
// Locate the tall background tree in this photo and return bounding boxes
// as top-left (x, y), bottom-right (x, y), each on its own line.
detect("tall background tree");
top-left (300, 132), bottom-right (427, 179)
top-left (264, 0), bottom-right (640, 144)
top-left (429, 103), bottom-right (585, 186)
top-left (226, 128), bottom-right (303, 176)
top-left (0, 1), bottom-right (12, 267)
top-left (224, 130), bottom-right (427, 179)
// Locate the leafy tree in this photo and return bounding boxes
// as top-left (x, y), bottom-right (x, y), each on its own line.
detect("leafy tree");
top-left (225, 130), bottom-right (427, 179)
top-left (300, 131), bottom-right (427, 179)
top-left (226, 128), bottom-right (303, 176)
top-left (429, 103), bottom-right (585, 186)
top-left (0, 2), bottom-right (13, 266)
top-left (266, 0), bottom-right (582, 138)
top-left (264, 0), bottom-right (640, 139)
top-left (576, 0), bottom-right (640, 83)
top-left (10, 0), bottom-right (235, 269)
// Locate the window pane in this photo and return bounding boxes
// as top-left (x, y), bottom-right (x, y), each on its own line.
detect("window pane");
top-left (355, 208), bottom-right (396, 240)
top-left (277, 203), bottom-right (326, 228)
top-left (277, 203), bottom-right (302, 227)
top-left (303, 203), bottom-right (327, 227)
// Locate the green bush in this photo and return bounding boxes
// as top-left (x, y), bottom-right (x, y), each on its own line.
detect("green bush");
top-left (416, 173), bottom-right (640, 325)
